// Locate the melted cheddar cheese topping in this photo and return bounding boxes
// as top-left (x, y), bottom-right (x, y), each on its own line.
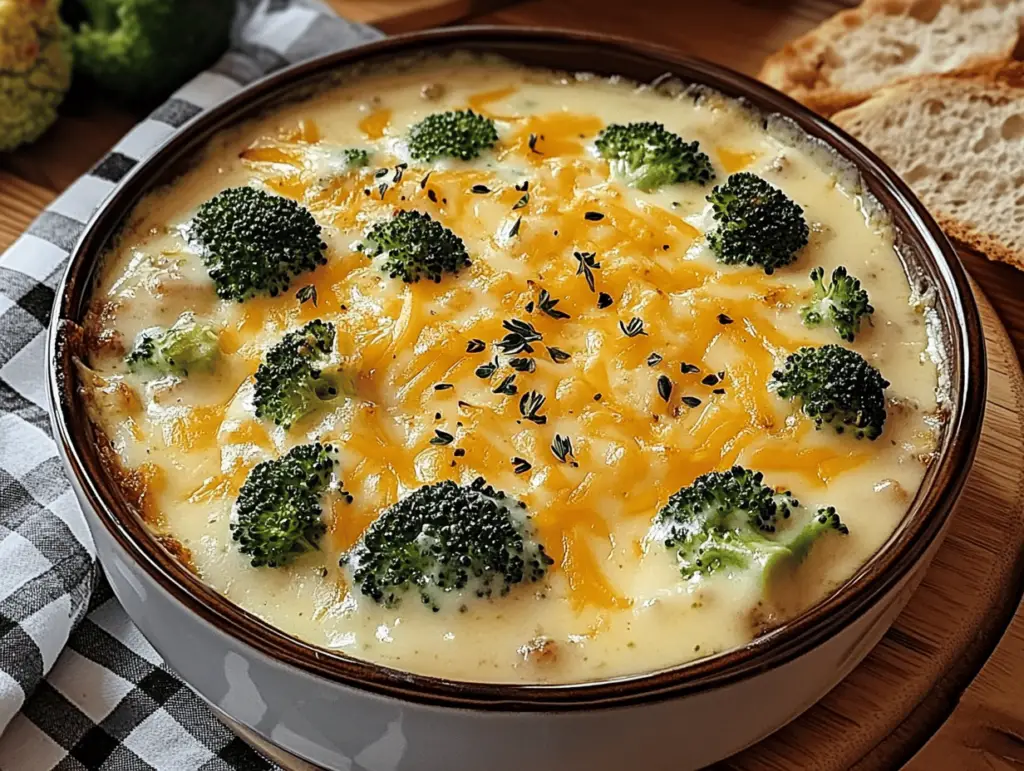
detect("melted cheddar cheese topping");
top-left (82, 57), bottom-right (940, 684)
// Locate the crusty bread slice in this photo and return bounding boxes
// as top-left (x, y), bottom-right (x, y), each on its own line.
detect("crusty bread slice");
top-left (759, 0), bottom-right (1023, 116)
top-left (832, 64), bottom-right (1024, 268)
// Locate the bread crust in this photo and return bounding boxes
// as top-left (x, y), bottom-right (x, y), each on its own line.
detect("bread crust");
top-left (759, 0), bottom-right (1021, 116)
top-left (832, 63), bottom-right (1024, 269)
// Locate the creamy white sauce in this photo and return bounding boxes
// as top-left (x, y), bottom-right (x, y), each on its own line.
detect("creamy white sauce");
top-left (82, 57), bottom-right (941, 684)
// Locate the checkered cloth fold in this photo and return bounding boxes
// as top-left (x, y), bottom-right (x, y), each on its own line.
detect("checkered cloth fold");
top-left (0, 2), bottom-right (382, 768)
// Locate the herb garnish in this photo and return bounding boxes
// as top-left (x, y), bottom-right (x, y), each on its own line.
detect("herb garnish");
top-left (430, 429), bottom-right (454, 445)
top-left (493, 374), bottom-right (518, 395)
top-left (475, 357), bottom-right (498, 378)
top-left (508, 217), bottom-right (522, 238)
top-left (584, 211), bottom-right (604, 221)
top-left (717, 313), bottom-right (734, 325)
top-left (512, 457), bottom-right (532, 474)
top-left (427, 189), bottom-right (438, 203)
top-left (619, 317), bottom-right (648, 338)
top-left (537, 288), bottom-right (570, 319)
top-left (528, 133), bottom-right (543, 154)
top-left (374, 168), bottom-right (389, 179)
top-left (598, 292), bottom-right (614, 309)
top-left (546, 346), bottom-right (570, 363)
top-left (393, 163), bottom-right (407, 184)
top-left (453, 448), bottom-right (466, 457)
top-left (471, 184), bottom-right (490, 194)
top-left (657, 375), bottom-right (673, 402)
top-left (713, 388), bottom-right (726, 395)
top-left (513, 193), bottom-right (530, 210)
top-left (647, 353), bottom-right (663, 367)
top-left (519, 391), bottom-right (547, 424)
top-left (573, 251), bottom-right (601, 292)
top-left (434, 383), bottom-right (454, 391)
top-left (701, 373), bottom-right (720, 386)
top-left (681, 396), bottom-right (702, 408)
top-left (296, 285), bottom-right (317, 306)
top-left (509, 357), bottom-right (536, 373)
top-left (466, 339), bottom-right (486, 353)
top-left (498, 319), bottom-right (542, 354)
top-left (551, 434), bottom-right (574, 463)
top-left (420, 171), bottom-right (432, 189)
top-left (680, 362), bottom-right (700, 374)
top-left (515, 180), bottom-right (529, 191)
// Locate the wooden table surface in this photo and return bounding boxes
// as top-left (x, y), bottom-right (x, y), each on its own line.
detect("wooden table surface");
top-left (3, 1), bottom-right (1023, 768)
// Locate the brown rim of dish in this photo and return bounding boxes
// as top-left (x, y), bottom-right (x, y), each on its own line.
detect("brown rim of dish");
top-left (47, 26), bottom-right (986, 711)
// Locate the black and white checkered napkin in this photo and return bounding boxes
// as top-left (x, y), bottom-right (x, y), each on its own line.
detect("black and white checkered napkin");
top-left (0, 2), bottom-right (381, 767)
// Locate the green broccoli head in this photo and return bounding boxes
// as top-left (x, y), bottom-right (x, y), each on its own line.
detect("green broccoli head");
top-left (407, 109), bottom-right (498, 161)
top-left (125, 313), bottom-right (219, 377)
top-left (363, 209), bottom-right (470, 283)
top-left (0, 0), bottom-right (72, 151)
top-left (188, 187), bottom-right (327, 302)
top-left (706, 172), bottom-right (809, 274)
top-left (595, 122), bottom-right (715, 191)
top-left (772, 345), bottom-right (890, 439)
top-left (650, 467), bottom-right (849, 581)
top-left (253, 319), bottom-right (343, 430)
top-left (231, 442), bottom-right (337, 568)
top-left (651, 466), bottom-right (799, 579)
top-left (70, 0), bottom-right (235, 102)
top-left (343, 478), bottom-right (554, 611)
top-left (801, 266), bottom-right (874, 342)
top-left (341, 147), bottom-right (370, 169)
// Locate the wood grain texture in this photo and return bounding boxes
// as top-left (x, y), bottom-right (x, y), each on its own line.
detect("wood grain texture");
top-left (327, 0), bottom-right (515, 32)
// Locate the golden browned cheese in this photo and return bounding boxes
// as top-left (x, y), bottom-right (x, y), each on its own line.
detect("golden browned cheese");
top-left (82, 56), bottom-right (941, 684)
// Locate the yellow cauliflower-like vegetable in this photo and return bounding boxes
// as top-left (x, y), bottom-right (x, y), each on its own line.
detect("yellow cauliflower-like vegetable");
top-left (0, 0), bottom-right (73, 152)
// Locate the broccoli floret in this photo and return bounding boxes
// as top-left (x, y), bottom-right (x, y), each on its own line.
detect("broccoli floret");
top-left (783, 506), bottom-right (849, 564)
top-left (651, 467), bottom-right (848, 581)
top-left (772, 345), bottom-right (890, 439)
top-left (706, 172), bottom-right (809, 274)
top-left (343, 478), bottom-right (553, 611)
top-left (341, 147), bottom-right (370, 169)
top-left (363, 210), bottom-right (470, 283)
top-left (801, 266), bottom-right (874, 342)
top-left (407, 109), bottom-right (498, 161)
top-left (188, 187), bottom-right (327, 302)
top-left (651, 466), bottom-right (798, 579)
top-left (69, 0), bottom-right (235, 102)
top-left (125, 313), bottom-right (219, 377)
top-left (595, 122), bottom-right (715, 191)
top-left (230, 442), bottom-right (337, 567)
top-left (253, 320), bottom-right (342, 429)
top-left (0, 0), bottom-right (72, 152)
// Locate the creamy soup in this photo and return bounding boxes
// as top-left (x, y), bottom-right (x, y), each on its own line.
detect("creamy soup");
top-left (80, 56), bottom-right (941, 684)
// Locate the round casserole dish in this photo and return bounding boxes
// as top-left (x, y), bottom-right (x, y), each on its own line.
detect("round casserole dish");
top-left (47, 27), bottom-right (986, 771)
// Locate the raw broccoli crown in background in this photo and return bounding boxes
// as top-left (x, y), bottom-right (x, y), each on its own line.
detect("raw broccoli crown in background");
top-left (125, 313), bottom-right (219, 377)
top-left (595, 121), bottom-right (715, 191)
top-left (651, 466), bottom-right (848, 580)
top-left (801, 266), bottom-right (874, 342)
top-left (188, 186), bottom-right (327, 302)
top-left (68, 0), bottom-right (235, 101)
top-left (344, 477), bottom-right (554, 611)
top-left (0, 0), bottom-right (73, 151)
top-left (230, 442), bottom-right (337, 568)
top-left (363, 209), bottom-right (470, 283)
top-left (706, 172), bottom-right (809, 274)
top-left (253, 319), bottom-right (338, 429)
top-left (406, 109), bottom-right (498, 161)
top-left (772, 345), bottom-right (890, 439)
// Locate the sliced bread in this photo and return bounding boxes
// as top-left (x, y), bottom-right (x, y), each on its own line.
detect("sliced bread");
top-left (759, 0), bottom-right (1023, 116)
top-left (832, 64), bottom-right (1024, 268)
